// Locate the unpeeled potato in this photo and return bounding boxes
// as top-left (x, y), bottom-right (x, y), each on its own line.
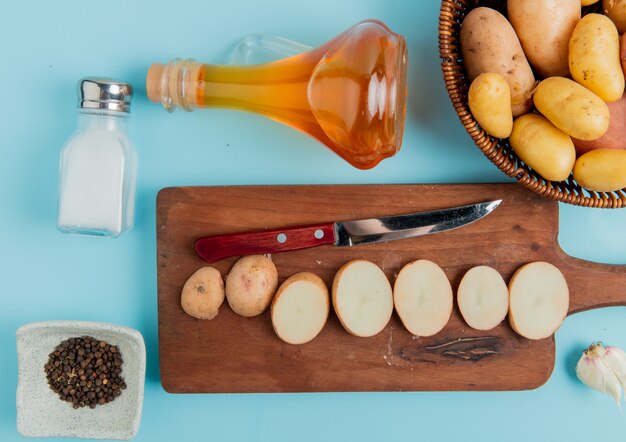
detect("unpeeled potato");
top-left (569, 14), bottom-right (625, 102)
top-left (510, 113), bottom-right (576, 182)
top-left (603, 0), bottom-right (626, 33)
top-left (181, 267), bottom-right (225, 320)
top-left (508, 0), bottom-right (580, 78)
top-left (622, 33), bottom-right (626, 78)
top-left (573, 93), bottom-right (626, 155)
top-left (533, 77), bottom-right (609, 140)
top-left (574, 149), bottom-right (626, 191)
top-left (460, 7), bottom-right (536, 116)
top-left (226, 255), bottom-right (278, 317)
top-left (468, 73), bottom-right (513, 138)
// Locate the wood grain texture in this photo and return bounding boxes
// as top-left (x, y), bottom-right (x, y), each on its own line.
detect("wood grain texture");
top-left (156, 184), bottom-right (626, 393)
top-left (195, 222), bottom-right (335, 263)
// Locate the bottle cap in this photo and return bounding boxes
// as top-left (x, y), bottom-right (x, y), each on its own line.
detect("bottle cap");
top-left (78, 78), bottom-right (133, 113)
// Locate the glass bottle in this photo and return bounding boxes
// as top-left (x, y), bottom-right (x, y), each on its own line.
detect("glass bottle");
top-left (57, 78), bottom-right (137, 238)
top-left (230, 34), bottom-right (312, 65)
top-left (146, 20), bottom-right (408, 170)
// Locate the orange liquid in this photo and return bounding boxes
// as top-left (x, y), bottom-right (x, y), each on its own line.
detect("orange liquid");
top-left (147, 20), bottom-right (408, 169)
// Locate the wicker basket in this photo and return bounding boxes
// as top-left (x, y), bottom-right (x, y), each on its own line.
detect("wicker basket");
top-left (439, 0), bottom-right (625, 208)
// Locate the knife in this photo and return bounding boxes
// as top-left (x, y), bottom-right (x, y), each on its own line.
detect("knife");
top-left (195, 200), bottom-right (502, 263)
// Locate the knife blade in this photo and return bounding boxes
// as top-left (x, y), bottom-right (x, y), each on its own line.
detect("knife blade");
top-left (194, 200), bottom-right (502, 263)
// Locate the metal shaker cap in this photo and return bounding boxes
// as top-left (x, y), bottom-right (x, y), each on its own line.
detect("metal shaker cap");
top-left (78, 78), bottom-right (133, 113)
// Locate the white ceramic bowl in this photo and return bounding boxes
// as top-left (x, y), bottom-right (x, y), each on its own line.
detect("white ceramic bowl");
top-left (16, 321), bottom-right (146, 440)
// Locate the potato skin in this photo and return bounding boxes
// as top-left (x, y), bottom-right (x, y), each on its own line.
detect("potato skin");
top-left (468, 73), bottom-right (513, 138)
top-left (181, 267), bottom-right (225, 320)
top-left (603, 0), bottom-right (626, 33)
top-left (620, 34), bottom-right (626, 77)
top-left (226, 255), bottom-right (278, 317)
top-left (569, 14), bottom-right (625, 103)
top-left (460, 7), bottom-right (536, 116)
top-left (574, 149), bottom-right (626, 191)
top-left (508, 0), bottom-right (580, 78)
top-left (510, 113), bottom-right (576, 182)
top-left (533, 77), bottom-right (609, 140)
top-left (622, 33), bottom-right (626, 78)
top-left (573, 93), bottom-right (626, 155)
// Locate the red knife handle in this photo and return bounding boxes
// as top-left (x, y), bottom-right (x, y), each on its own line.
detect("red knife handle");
top-left (195, 223), bottom-right (336, 263)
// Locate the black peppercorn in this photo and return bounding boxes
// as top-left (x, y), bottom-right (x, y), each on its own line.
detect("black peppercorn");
top-left (44, 336), bottom-right (125, 409)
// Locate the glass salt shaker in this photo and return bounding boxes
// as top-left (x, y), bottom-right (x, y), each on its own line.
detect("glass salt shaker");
top-left (57, 78), bottom-right (137, 238)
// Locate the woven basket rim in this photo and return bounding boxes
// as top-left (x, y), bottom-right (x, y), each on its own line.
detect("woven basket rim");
top-left (438, 0), bottom-right (626, 208)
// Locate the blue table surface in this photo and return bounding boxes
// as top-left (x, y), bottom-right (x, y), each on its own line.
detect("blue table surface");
top-left (2, 1), bottom-right (626, 441)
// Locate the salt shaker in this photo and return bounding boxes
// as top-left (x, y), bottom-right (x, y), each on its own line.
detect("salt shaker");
top-left (57, 78), bottom-right (137, 238)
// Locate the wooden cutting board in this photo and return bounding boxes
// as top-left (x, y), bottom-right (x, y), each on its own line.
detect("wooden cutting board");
top-left (156, 184), bottom-right (626, 393)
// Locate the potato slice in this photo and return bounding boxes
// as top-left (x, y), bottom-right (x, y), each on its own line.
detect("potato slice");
top-left (393, 260), bottom-right (453, 337)
top-left (332, 260), bottom-right (393, 337)
top-left (271, 273), bottom-right (329, 345)
top-left (226, 255), bottom-right (278, 317)
top-left (508, 262), bottom-right (569, 340)
top-left (181, 267), bottom-right (225, 320)
top-left (457, 266), bottom-right (509, 331)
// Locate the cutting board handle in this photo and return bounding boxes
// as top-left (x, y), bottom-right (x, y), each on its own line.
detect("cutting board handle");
top-left (557, 248), bottom-right (626, 315)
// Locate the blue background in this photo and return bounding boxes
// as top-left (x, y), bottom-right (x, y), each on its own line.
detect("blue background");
top-left (2, 0), bottom-right (626, 440)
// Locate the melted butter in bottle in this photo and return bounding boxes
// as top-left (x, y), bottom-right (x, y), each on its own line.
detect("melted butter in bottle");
top-left (146, 20), bottom-right (407, 169)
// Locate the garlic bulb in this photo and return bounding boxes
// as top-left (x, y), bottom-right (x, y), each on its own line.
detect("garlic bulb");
top-left (576, 342), bottom-right (626, 408)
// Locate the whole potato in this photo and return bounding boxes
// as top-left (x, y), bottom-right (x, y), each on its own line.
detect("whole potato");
top-left (468, 73), bottom-right (513, 138)
top-left (508, 0), bottom-right (580, 77)
top-left (603, 0), bottom-right (626, 33)
top-left (569, 14), bottom-right (625, 102)
top-left (574, 149), bottom-right (626, 191)
top-left (573, 93), bottom-right (626, 155)
top-left (510, 113), bottom-right (576, 182)
top-left (181, 267), bottom-right (225, 320)
top-left (226, 255), bottom-right (278, 317)
top-left (533, 77), bottom-right (609, 140)
top-left (460, 7), bottom-right (536, 116)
